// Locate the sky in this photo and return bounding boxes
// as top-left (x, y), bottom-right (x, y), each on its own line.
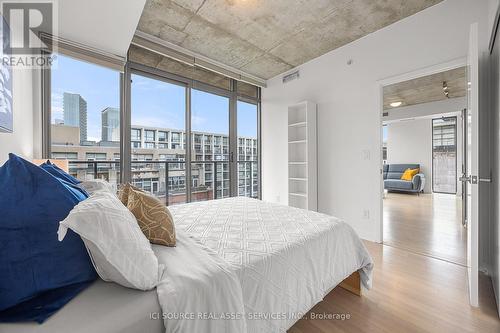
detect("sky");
top-left (51, 54), bottom-right (258, 142)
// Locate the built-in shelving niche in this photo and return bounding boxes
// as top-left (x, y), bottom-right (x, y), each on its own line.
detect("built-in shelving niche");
top-left (287, 101), bottom-right (317, 211)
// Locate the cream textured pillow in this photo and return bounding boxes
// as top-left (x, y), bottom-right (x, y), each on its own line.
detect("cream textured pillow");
top-left (58, 191), bottom-right (160, 290)
top-left (126, 186), bottom-right (176, 247)
top-left (79, 179), bottom-right (115, 195)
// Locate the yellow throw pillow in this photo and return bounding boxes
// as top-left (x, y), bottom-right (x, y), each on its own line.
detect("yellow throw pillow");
top-left (126, 185), bottom-right (176, 247)
top-left (401, 168), bottom-right (419, 181)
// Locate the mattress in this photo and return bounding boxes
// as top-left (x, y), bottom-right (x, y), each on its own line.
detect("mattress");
top-left (0, 280), bottom-right (163, 333)
top-left (161, 197), bottom-right (374, 332)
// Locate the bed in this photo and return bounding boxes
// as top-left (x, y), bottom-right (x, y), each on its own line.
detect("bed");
top-left (1, 197), bottom-right (373, 333)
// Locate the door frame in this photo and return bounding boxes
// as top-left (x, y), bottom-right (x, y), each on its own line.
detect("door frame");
top-left (376, 57), bottom-right (467, 244)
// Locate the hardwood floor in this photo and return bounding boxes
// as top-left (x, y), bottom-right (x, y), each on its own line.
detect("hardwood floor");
top-left (288, 192), bottom-right (499, 332)
top-left (383, 192), bottom-right (466, 265)
top-left (288, 241), bottom-right (500, 333)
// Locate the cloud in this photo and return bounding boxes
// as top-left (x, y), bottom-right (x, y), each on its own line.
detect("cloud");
top-left (131, 114), bottom-right (182, 130)
top-left (191, 115), bottom-right (207, 128)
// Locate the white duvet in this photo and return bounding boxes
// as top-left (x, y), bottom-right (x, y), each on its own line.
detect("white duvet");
top-left (154, 197), bottom-right (373, 333)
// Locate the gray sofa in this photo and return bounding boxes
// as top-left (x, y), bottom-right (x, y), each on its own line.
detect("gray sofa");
top-left (383, 164), bottom-right (425, 193)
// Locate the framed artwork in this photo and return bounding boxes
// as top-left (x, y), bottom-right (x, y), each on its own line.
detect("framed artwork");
top-left (0, 14), bottom-right (12, 133)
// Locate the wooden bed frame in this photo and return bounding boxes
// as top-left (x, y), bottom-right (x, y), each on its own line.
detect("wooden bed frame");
top-left (339, 271), bottom-right (362, 296)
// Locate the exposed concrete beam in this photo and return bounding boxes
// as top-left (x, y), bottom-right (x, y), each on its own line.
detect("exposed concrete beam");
top-left (132, 30), bottom-right (267, 87)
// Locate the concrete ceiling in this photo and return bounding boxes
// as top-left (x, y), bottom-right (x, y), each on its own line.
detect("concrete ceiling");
top-left (136, 0), bottom-right (443, 80)
top-left (383, 67), bottom-right (466, 110)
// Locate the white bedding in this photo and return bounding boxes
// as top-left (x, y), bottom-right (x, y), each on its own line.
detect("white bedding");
top-left (1, 197), bottom-right (372, 333)
top-left (157, 197), bottom-right (373, 333)
top-left (153, 231), bottom-right (246, 333)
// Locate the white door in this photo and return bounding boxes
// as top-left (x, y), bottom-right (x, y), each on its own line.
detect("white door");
top-left (465, 22), bottom-right (479, 307)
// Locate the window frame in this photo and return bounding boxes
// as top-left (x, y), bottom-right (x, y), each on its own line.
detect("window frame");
top-left (431, 116), bottom-right (458, 194)
top-left (236, 98), bottom-right (260, 198)
top-left (42, 52), bottom-right (262, 202)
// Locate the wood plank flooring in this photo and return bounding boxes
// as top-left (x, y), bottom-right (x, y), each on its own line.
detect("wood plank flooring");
top-left (288, 241), bottom-right (500, 333)
top-left (383, 192), bottom-right (466, 265)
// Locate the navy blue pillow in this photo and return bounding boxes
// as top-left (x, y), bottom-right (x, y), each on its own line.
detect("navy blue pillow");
top-left (40, 160), bottom-right (80, 185)
top-left (0, 153), bottom-right (97, 323)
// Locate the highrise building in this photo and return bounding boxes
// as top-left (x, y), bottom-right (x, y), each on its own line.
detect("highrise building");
top-left (51, 124), bottom-right (258, 199)
top-left (101, 107), bottom-right (120, 142)
top-left (63, 92), bottom-right (87, 143)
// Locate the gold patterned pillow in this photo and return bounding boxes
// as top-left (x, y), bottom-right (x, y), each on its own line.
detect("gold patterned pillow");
top-left (125, 186), bottom-right (176, 247)
top-left (118, 183), bottom-right (143, 206)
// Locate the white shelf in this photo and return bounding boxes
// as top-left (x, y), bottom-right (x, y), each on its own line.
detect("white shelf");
top-left (289, 192), bottom-right (307, 197)
top-left (288, 121), bottom-right (307, 127)
top-left (288, 101), bottom-right (317, 211)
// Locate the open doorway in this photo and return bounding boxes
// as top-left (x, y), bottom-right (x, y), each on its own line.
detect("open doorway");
top-left (381, 66), bottom-right (467, 266)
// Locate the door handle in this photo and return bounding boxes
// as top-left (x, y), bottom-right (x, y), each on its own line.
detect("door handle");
top-left (479, 171), bottom-right (492, 183)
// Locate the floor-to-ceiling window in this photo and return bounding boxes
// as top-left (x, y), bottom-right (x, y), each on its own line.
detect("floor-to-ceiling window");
top-left (45, 47), bottom-right (261, 205)
top-left (130, 73), bottom-right (187, 205)
top-left (432, 117), bottom-right (457, 194)
top-left (237, 100), bottom-right (259, 198)
top-left (191, 89), bottom-right (230, 201)
top-left (50, 54), bottom-right (120, 190)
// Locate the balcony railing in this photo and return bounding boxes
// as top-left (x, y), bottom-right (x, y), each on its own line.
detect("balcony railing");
top-left (65, 160), bottom-right (259, 205)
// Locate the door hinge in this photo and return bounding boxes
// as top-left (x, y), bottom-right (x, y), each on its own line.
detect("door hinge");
top-left (459, 174), bottom-right (470, 183)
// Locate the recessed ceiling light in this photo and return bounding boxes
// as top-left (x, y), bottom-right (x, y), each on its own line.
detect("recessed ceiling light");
top-left (390, 101), bottom-right (402, 107)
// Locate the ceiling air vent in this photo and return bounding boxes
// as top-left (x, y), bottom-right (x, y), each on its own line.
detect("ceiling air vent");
top-left (282, 70), bottom-right (300, 84)
top-left (382, 112), bottom-right (389, 117)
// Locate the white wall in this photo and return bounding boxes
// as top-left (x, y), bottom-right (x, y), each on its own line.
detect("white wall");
top-left (57, 0), bottom-right (146, 57)
top-left (0, 68), bottom-right (35, 164)
top-left (386, 119), bottom-right (432, 193)
top-left (385, 98), bottom-right (465, 195)
top-left (386, 112), bottom-right (463, 195)
top-left (261, 0), bottom-right (490, 243)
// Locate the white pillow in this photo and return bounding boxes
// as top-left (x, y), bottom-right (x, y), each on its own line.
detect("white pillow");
top-left (58, 191), bottom-right (160, 290)
top-left (78, 179), bottom-right (115, 195)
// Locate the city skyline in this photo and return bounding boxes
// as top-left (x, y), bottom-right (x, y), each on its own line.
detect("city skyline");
top-left (52, 54), bottom-right (257, 143)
